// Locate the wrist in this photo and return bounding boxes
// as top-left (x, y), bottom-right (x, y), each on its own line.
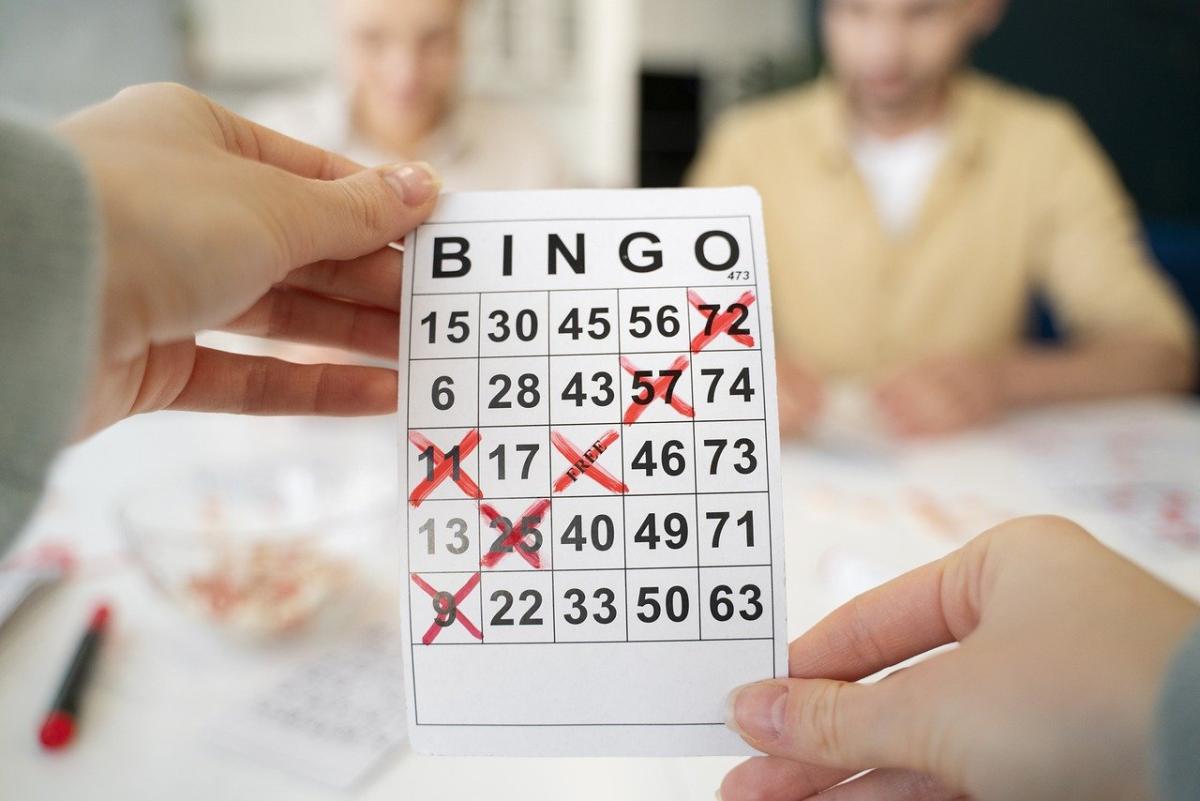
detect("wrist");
top-left (56, 128), bottom-right (150, 366)
top-left (991, 348), bottom-right (1055, 410)
top-left (991, 352), bottom-right (1020, 411)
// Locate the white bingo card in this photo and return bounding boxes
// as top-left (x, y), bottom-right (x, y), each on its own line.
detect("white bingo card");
top-left (397, 188), bottom-right (788, 756)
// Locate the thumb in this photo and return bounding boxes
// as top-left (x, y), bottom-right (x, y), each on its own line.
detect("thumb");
top-left (726, 669), bottom-right (933, 773)
top-left (282, 161), bottom-right (441, 266)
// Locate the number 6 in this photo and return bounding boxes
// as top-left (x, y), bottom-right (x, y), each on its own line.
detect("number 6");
top-left (431, 376), bottom-right (455, 410)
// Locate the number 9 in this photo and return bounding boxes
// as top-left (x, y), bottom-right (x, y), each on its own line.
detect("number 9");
top-left (432, 590), bottom-right (458, 627)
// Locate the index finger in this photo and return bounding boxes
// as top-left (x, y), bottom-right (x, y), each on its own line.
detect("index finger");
top-left (789, 538), bottom-right (987, 681)
top-left (204, 96), bottom-right (366, 180)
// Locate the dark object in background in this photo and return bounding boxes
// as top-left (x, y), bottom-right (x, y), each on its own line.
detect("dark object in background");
top-left (973, 0), bottom-right (1200, 224)
top-left (638, 71), bottom-right (702, 188)
top-left (981, 0), bottom-right (1200, 371)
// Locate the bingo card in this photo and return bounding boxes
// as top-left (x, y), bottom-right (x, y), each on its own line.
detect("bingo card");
top-left (397, 188), bottom-right (788, 756)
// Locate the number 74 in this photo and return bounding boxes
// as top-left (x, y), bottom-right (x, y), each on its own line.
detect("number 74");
top-left (699, 367), bottom-right (756, 402)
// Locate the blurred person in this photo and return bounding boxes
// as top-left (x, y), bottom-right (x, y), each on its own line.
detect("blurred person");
top-left (689, 0), bottom-right (1196, 439)
top-left (247, 0), bottom-right (569, 190)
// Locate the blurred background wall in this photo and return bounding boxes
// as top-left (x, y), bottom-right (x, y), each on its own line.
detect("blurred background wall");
top-left (0, 0), bottom-right (808, 188)
top-left (0, 0), bottom-right (1195, 215)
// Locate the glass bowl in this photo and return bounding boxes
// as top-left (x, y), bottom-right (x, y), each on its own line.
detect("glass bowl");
top-left (118, 456), bottom-right (397, 641)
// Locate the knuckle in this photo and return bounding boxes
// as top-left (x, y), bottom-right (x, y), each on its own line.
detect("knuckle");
top-left (790, 681), bottom-right (847, 763)
top-left (842, 597), bottom-right (888, 668)
top-left (266, 290), bottom-right (297, 339)
top-left (239, 358), bottom-right (271, 414)
top-left (337, 177), bottom-right (389, 236)
top-left (311, 364), bottom-right (338, 414)
top-left (982, 514), bottom-right (1094, 553)
top-left (254, 198), bottom-right (304, 276)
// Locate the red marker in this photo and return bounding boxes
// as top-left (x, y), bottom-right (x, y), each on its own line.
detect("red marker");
top-left (39, 602), bottom-right (111, 751)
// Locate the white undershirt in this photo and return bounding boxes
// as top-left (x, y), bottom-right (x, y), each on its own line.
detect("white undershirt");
top-left (851, 127), bottom-right (948, 237)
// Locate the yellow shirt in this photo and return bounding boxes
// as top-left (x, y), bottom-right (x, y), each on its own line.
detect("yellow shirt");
top-left (688, 73), bottom-right (1196, 378)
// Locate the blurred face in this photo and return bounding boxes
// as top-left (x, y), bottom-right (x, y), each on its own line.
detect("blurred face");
top-left (335, 0), bottom-right (464, 139)
top-left (822, 0), bottom-right (994, 123)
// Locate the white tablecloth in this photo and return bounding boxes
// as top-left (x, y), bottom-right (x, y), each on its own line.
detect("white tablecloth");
top-left (3, 398), bottom-right (1199, 801)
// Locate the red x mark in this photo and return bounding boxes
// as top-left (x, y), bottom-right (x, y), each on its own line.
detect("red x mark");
top-left (479, 498), bottom-right (551, 569)
top-left (551, 429), bottom-right (628, 494)
top-left (620, 354), bottom-right (694, 426)
top-left (408, 429), bottom-right (482, 507)
top-left (687, 290), bottom-right (757, 352)
top-left (410, 572), bottom-right (482, 644)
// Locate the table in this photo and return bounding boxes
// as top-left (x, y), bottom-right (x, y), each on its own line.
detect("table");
top-left (3, 396), bottom-right (1199, 801)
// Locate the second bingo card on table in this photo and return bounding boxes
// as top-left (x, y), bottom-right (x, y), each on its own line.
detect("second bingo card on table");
top-left (397, 187), bottom-right (787, 756)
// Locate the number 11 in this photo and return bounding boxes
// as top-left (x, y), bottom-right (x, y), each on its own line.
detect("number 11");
top-left (419, 445), bottom-right (463, 481)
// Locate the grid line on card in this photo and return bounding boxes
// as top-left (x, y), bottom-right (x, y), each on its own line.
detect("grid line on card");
top-left (410, 283), bottom-right (756, 299)
top-left (415, 563), bottom-right (775, 574)
top-left (685, 291), bottom-right (703, 641)
top-left (417, 213), bottom-right (752, 226)
top-left (475, 290), bottom-right (483, 607)
top-left (616, 286), bottom-right (630, 643)
top-left (413, 418), bottom-right (767, 431)
top-left (415, 637), bottom-right (773, 647)
top-left (416, 722), bottom-right (727, 728)
top-left (543, 290), bottom-right (557, 643)
top-left (410, 346), bottom-right (761, 362)
top-left (745, 219), bottom-right (777, 677)
top-left (407, 228), bottom-right (418, 722)
top-left (412, 214), bottom-right (748, 224)
top-left (412, 490), bottom-right (769, 500)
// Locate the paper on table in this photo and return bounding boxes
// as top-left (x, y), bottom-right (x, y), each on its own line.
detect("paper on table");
top-left (1067, 483), bottom-right (1200, 551)
top-left (207, 628), bottom-right (407, 789)
top-left (0, 546), bottom-right (70, 632)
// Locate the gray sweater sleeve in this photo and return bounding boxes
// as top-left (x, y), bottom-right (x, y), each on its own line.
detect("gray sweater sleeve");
top-left (1158, 623), bottom-right (1200, 800)
top-left (0, 117), bottom-right (99, 552)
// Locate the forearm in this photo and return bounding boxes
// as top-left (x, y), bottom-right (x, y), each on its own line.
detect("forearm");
top-left (998, 337), bottom-right (1196, 409)
top-left (0, 116), bottom-right (100, 549)
top-left (1156, 622), bottom-right (1200, 801)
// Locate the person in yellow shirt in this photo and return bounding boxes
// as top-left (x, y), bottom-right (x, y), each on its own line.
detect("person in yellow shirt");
top-left (689, 0), bottom-right (1196, 438)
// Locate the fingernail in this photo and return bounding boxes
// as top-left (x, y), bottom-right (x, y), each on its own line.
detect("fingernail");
top-left (384, 161), bottom-right (440, 206)
top-left (725, 682), bottom-right (788, 742)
